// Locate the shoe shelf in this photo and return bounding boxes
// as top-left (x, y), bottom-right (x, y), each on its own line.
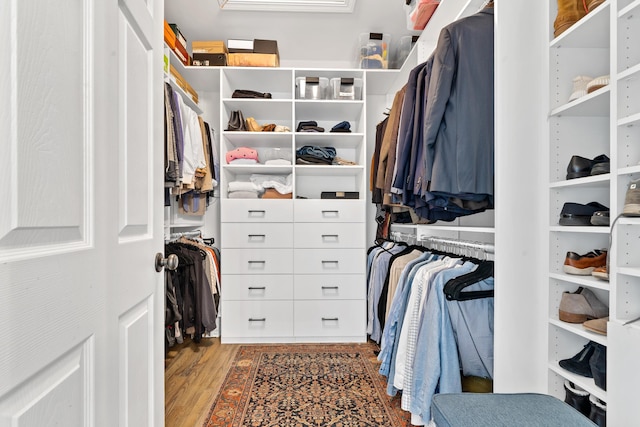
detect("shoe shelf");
top-left (549, 272), bottom-right (610, 292)
top-left (549, 318), bottom-right (608, 346)
top-left (548, 361), bottom-right (608, 402)
top-left (619, 0), bottom-right (640, 18)
top-left (549, 174), bottom-right (609, 189)
top-left (549, 1), bottom-right (610, 49)
top-left (548, 226), bottom-right (610, 234)
top-left (550, 88), bottom-right (610, 117)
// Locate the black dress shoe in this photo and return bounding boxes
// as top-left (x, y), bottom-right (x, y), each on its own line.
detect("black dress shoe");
top-left (566, 154), bottom-right (610, 179)
top-left (567, 155), bottom-right (594, 180)
top-left (589, 342), bottom-right (607, 390)
top-left (560, 202), bottom-right (609, 226)
top-left (559, 341), bottom-right (596, 377)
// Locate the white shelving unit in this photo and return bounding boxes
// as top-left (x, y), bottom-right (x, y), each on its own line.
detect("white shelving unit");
top-left (218, 67), bottom-right (367, 343)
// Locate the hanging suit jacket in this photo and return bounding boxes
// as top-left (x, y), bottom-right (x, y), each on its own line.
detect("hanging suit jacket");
top-left (423, 7), bottom-right (494, 200)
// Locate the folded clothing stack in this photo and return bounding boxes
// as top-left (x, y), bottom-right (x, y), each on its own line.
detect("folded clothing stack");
top-left (250, 173), bottom-right (293, 197)
top-left (259, 147), bottom-right (292, 165)
top-left (296, 145), bottom-right (337, 165)
top-left (227, 180), bottom-right (260, 199)
top-left (330, 121), bottom-right (352, 133)
top-left (226, 147), bottom-right (258, 164)
top-left (296, 120), bottom-right (324, 133)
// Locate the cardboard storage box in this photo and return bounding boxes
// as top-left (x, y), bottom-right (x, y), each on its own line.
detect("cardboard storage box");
top-left (227, 39), bottom-right (279, 67)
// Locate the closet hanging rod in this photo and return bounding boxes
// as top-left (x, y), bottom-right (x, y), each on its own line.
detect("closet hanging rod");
top-left (389, 230), bottom-right (417, 244)
top-left (419, 236), bottom-right (495, 254)
top-left (166, 230), bottom-right (202, 242)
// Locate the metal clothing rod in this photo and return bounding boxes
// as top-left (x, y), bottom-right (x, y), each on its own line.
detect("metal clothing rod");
top-left (389, 230), bottom-right (417, 244)
top-left (166, 230), bottom-right (202, 242)
top-left (419, 235), bottom-right (495, 255)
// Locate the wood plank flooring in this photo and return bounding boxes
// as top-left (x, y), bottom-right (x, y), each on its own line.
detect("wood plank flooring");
top-left (165, 337), bottom-right (239, 427)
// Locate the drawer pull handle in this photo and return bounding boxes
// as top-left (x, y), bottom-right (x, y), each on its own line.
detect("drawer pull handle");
top-left (322, 286), bottom-right (339, 290)
top-left (322, 317), bottom-right (339, 321)
top-left (248, 260), bottom-right (266, 264)
top-left (248, 234), bottom-right (266, 238)
top-left (248, 210), bottom-right (266, 217)
top-left (248, 210), bottom-right (266, 213)
top-left (248, 318), bottom-right (266, 322)
top-left (322, 234), bottom-right (339, 239)
top-left (322, 260), bottom-right (339, 264)
top-left (248, 286), bottom-right (266, 290)
top-left (321, 210), bottom-right (339, 216)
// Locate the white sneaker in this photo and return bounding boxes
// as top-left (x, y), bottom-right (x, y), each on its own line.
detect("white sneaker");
top-left (586, 75), bottom-right (610, 94)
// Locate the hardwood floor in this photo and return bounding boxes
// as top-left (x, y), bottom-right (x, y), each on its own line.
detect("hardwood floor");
top-left (165, 337), bottom-right (239, 427)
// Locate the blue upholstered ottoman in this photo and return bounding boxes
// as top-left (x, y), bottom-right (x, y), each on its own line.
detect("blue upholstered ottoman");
top-left (431, 393), bottom-right (597, 427)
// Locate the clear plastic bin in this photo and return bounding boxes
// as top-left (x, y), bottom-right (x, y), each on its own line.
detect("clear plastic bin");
top-left (329, 77), bottom-right (363, 100)
top-left (295, 76), bottom-right (329, 99)
top-left (358, 33), bottom-right (390, 69)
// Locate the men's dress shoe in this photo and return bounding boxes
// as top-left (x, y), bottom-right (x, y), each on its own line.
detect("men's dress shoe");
top-left (589, 342), bottom-right (607, 390)
top-left (563, 251), bottom-right (607, 275)
top-left (559, 286), bottom-right (609, 323)
top-left (622, 178), bottom-right (640, 217)
top-left (564, 380), bottom-right (591, 417)
top-left (554, 0), bottom-right (587, 37)
top-left (588, 395), bottom-right (607, 427)
top-left (583, 316), bottom-right (608, 335)
top-left (589, 154), bottom-right (610, 176)
top-left (590, 211), bottom-right (609, 226)
top-left (560, 201), bottom-right (609, 226)
top-left (591, 266), bottom-right (609, 281)
top-left (559, 341), bottom-right (596, 377)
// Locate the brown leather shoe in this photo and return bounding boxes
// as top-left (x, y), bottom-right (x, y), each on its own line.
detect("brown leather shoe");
top-left (559, 287), bottom-right (609, 323)
top-left (554, 0), bottom-right (587, 37)
top-left (583, 316), bottom-right (608, 335)
top-left (563, 250), bottom-right (606, 275)
top-left (591, 266), bottom-right (609, 281)
top-left (586, 0), bottom-right (605, 11)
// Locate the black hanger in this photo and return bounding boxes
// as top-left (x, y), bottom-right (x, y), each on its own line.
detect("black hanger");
top-left (443, 260), bottom-right (494, 301)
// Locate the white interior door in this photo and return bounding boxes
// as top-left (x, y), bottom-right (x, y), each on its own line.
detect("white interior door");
top-left (0, 0), bottom-right (164, 426)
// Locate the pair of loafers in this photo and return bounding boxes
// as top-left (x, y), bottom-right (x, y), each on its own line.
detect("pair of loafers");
top-left (566, 154), bottom-right (610, 180)
top-left (560, 201), bottom-right (609, 226)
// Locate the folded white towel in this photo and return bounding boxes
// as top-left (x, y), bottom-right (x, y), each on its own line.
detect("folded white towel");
top-left (228, 181), bottom-right (260, 192)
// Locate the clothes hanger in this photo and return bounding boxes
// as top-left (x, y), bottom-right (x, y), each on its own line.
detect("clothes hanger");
top-left (443, 260), bottom-right (494, 301)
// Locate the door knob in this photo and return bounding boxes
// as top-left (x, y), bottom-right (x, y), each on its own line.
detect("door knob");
top-left (155, 253), bottom-right (178, 272)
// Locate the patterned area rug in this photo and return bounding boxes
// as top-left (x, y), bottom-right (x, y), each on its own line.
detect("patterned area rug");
top-left (204, 343), bottom-right (411, 426)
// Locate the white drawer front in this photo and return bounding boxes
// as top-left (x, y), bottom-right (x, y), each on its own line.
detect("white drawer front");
top-left (294, 300), bottom-right (365, 338)
top-left (222, 223), bottom-right (293, 248)
top-left (294, 275), bottom-right (364, 300)
top-left (224, 249), bottom-right (293, 274)
top-left (293, 223), bottom-right (364, 248)
top-left (222, 199), bottom-right (293, 223)
top-left (294, 249), bottom-right (365, 274)
top-left (222, 300), bottom-right (293, 338)
top-left (223, 275), bottom-right (293, 300)
top-left (294, 200), bottom-right (364, 223)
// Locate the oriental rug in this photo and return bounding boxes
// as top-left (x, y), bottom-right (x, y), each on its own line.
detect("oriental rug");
top-left (203, 343), bottom-right (411, 426)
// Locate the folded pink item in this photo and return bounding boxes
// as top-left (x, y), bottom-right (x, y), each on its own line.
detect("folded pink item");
top-left (226, 147), bottom-right (258, 164)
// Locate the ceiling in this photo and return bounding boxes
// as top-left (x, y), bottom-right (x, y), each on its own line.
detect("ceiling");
top-left (164, 0), bottom-right (419, 69)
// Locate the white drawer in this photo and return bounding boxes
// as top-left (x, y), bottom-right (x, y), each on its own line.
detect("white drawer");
top-left (223, 249), bottom-right (293, 274)
top-left (294, 300), bottom-right (365, 338)
top-left (223, 275), bottom-right (293, 300)
top-left (293, 249), bottom-right (365, 274)
top-left (222, 300), bottom-right (293, 338)
top-left (294, 200), bottom-right (364, 223)
top-left (222, 223), bottom-right (293, 248)
top-left (222, 199), bottom-right (293, 223)
top-left (293, 223), bottom-right (364, 248)
top-left (294, 275), bottom-right (364, 300)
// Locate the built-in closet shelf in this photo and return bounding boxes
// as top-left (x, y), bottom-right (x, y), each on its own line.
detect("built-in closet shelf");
top-left (548, 226), bottom-right (610, 234)
top-left (549, 273), bottom-right (611, 291)
top-left (549, 361), bottom-right (608, 402)
top-left (165, 44), bottom-right (220, 92)
top-left (549, 87), bottom-right (610, 117)
top-left (294, 100), bottom-right (364, 105)
top-left (295, 133), bottom-right (365, 146)
top-left (549, 318), bottom-right (608, 346)
top-left (549, 1), bottom-right (610, 49)
top-left (618, 112), bottom-right (640, 128)
top-left (224, 165), bottom-right (292, 174)
top-left (617, 267), bottom-right (640, 277)
top-left (618, 63), bottom-right (640, 81)
top-left (549, 175), bottom-right (609, 188)
top-left (165, 77), bottom-right (203, 115)
top-left (295, 166), bottom-right (363, 176)
top-left (619, 0), bottom-right (640, 18)
top-left (366, 69), bottom-right (402, 95)
top-left (617, 165), bottom-right (640, 175)
top-left (223, 131), bottom-right (292, 137)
